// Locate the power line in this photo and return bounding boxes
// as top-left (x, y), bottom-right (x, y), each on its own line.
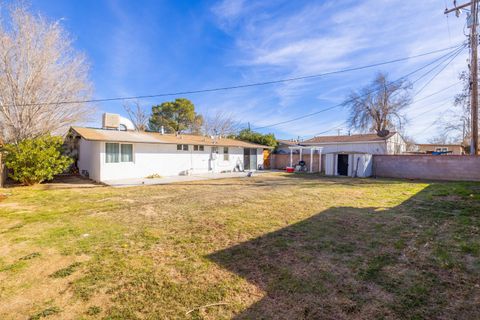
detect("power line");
top-left (252, 44), bottom-right (465, 130)
top-left (298, 48), bottom-right (465, 140)
top-left (9, 44), bottom-right (464, 108)
top-left (412, 46), bottom-right (464, 98)
top-left (310, 96), bottom-right (456, 140)
top-left (413, 81), bottom-right (461, 103)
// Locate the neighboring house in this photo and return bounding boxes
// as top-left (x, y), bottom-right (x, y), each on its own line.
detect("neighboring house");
top-left (67, 114), bottom-right (270, 183)
top-left (302, 131), bottom-right (406, 177)
top-left (416, 144), bottom-right (464, 155)
top-left (276, 139), bottom-right (301, 154)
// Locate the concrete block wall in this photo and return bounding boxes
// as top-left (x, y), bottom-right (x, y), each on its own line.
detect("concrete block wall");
top-left (373, 155), bottom-right (480, 181)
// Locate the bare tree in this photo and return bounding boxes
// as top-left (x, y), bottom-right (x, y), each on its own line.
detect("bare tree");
top-left (344, 72), bottom-right (412, 135)
top-left (428, 132), bottom-right (455, 144)
top-left (123, 101), bottom-right (149, 131)
top-left (0, 5), bottom-right (92, 144)
top-left (402, 134), bottom-right (418, 152)
top-left (202, 111), bottom-right (239, 136)
top-left (435, 71), bottom-right (472, 145)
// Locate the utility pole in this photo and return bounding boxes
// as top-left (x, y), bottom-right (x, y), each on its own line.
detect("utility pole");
top-left (445, 1), bottom-right (479, 155)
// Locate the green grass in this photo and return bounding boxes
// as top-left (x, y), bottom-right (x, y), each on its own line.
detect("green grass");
top-left (49, 262), bottom-right (82, 278)
top-left (0, 173), bottom-right (479, 319)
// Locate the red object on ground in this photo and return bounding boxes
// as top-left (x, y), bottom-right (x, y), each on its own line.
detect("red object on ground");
top-left (286, 167), bottom-right (294, 173)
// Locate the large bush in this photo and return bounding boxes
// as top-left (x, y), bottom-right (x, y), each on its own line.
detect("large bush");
top-left (3, 135), bottom-right (73, 185)
top-left (235, 129), bottom-right (278, 148)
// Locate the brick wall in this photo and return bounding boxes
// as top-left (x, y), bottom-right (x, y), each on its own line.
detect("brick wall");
top-left (373, 155), bottom-right (480, 181)
top-left (270, 154), bottom-right (325, 172)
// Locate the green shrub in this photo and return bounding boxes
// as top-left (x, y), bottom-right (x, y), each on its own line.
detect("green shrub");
top-left (3, 135), bottom-right (73, 185)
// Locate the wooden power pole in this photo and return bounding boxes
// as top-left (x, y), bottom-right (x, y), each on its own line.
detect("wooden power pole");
top-left (445, 1), bottom-right (479, 155)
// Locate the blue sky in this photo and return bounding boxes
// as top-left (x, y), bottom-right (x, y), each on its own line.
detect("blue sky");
top-left (25, 0), bottom-right (467, 142)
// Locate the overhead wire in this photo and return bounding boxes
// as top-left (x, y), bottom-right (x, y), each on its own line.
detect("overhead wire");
top-left (298, 46), bottom-right (465, 140)
top-left (7, 44), bottom-right (464, 108)
top-left (253, 43), bottom-right (466, 131)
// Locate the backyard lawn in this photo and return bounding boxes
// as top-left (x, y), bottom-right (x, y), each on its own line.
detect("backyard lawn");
top-left (0, 173), bottom-right (479, 319)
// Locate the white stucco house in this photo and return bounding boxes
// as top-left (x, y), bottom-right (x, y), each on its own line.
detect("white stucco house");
top-left (296, 132), bottom-right (406, 177)
top-left (67, 115), bottom-right (270, 183)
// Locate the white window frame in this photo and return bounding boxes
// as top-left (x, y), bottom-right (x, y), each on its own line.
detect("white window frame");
top-left (121, 144), bottom-right (134, 162)
top-left (105, 142), bottom-right (134, 163)
top-left (193, 145), bottom-right (204, 151)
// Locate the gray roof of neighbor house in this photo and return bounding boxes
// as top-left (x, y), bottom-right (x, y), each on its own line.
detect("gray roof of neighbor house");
top-left (71, 127), bottom-right (273, 149)
top-left (277, 139), bottom-right (301, 146)
top-left (416, 144), bottom-right (463, 147)
top-left (302, 132), bottom-right (397, 144)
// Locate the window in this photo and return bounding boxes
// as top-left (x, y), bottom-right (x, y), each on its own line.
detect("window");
top-left (106, 143), bottom-right (133, 163)
top-left (193, 145), bottom-right (204, 151)
top-left (106, 143), bottom-right (119, 163)
top-left (223, 147), bottom-right (229, 161)
top-left (435, 147), bottom-right (448, 152)
top-left (177, 144), bottom-right (189, 151)
top-left (121, 144), bottom-right (133, 162)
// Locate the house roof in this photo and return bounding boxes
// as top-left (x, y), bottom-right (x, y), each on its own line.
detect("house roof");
top-left (71, 127), bottom-right (272, 149)
top-left (302, 132), bottom-right (397, 144)
top-left (277, 139), bottom-right (301, 146)
top-left (416, 144), bottom-right (462, 147)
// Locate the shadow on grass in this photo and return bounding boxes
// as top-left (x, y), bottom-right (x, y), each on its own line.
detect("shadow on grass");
top-left (207, 183), bottom-right (480, 319)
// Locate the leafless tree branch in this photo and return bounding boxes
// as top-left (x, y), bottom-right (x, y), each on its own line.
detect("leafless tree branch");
top-left (202, 111), bottom-right (239, 136)
top-left (123, 100), bottom-right (148, 131)
top-left (344, 72), bottom-right (411, 135)
top-left (0, 4), bottom-right (93, 144)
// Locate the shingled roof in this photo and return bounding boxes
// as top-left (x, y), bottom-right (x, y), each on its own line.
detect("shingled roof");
top-left (71, 127), bottom-right (272, 149)
top-left (277, 139), bottom-right (301, 146)
top-left (302, 132), bottom-right (397, 144)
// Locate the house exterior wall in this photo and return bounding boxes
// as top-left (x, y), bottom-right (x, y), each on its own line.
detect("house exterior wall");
top-left (386, 133), bottom-right (406, 154)
top-left (417, 145), bottom-right (464, 155)
top-left (314, 142), bottom-right (387, 155)
top-left (77, 139), bottom-right (101, 182)
top-left (373, 155), bottom-right (480, 181)
top-left (78, 139), bottom-right (263, 182)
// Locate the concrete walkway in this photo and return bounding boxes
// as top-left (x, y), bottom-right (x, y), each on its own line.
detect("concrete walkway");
top-left (103, 171), bottom-right (270, 187)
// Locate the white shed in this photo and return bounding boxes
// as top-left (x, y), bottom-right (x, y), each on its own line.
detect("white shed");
top-left (303, 132), bottom-right (405, 177)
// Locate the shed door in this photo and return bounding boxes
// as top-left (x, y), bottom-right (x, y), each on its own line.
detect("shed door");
top-left (337, 154), bottom-right (349, 176)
